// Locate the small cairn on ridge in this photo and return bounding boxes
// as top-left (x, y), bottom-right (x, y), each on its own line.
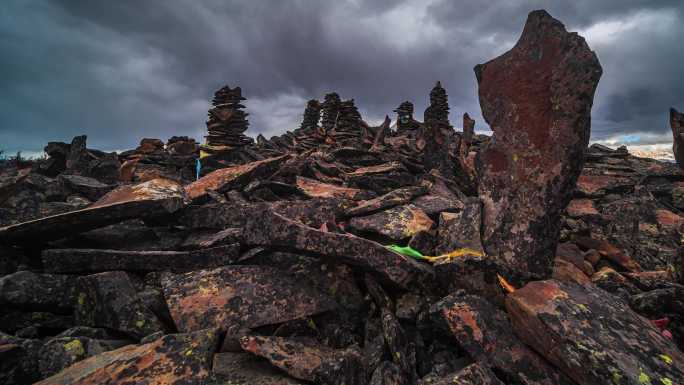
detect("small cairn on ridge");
top-left (204, 86), bottom-right (253, 153)
top-left (294, 99), bottom-right (322, 152)
top-left (422, 81), bottom-right (459, 177)
top-left (320, 92), bottom-right (341, 137)
top-left (330, 99), bottom-right (363, 146)
top-left (394, 101), bottom-right (421, 135)
top-left (424, 81), bottom-right (450, 126)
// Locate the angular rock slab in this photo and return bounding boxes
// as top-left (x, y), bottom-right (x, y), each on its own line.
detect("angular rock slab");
top-left (348, 204), bottom-right (434, 241)
top-left (34, 329), bottom-right (219, 385)
top-left (240, 335), bottom-right (365, 385)
top-left (672, 108), bottom-right (684, 169)
top-left (296, 176), bottom-right (374, 201)
top-left (433, 294), bottom-right (573, 385)
top-left (42, 244), bottom-right (240, 273)
top-left (474, 10), bottom-right (602, 278)
top-left (435, 197), bottom-right (484, 255)
top-left (506, 279), bottom-right (684, 385)
top-left (240, 208), bottom-right (435, 289)
top-left (184, 155), bottom-right (288, 201)
top-left (344, 185), bottom-right (427, 217)
top-left (161, 265), bottom-right (336, 333)
top-left (75, 271), bottom-right (165, 339)
top-left (0, 178), bottom-right (185, 244)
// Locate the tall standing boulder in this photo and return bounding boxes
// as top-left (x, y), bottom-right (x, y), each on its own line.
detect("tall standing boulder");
top-left (474, 10), bottom-right (602, 278)
top-left (671, 108), bottom-right (684, 169)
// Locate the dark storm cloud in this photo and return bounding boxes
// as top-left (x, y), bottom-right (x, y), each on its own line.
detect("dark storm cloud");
top-left (1, 0), bottom-right (683, 154)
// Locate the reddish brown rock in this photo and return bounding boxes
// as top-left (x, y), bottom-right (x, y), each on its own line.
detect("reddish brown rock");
top-left (240, 335), bottom-right (365, 385)
top-left (506, 279), bottom-right (684, 385)
top-left (575, 236), bottom-right (641, 272)
top-left (432, 294), bottom-right (572, 385)
top-left (576, 173), bottom-right (634, 197)
top-left (671, 108), bottom-right (684, 169)
top-left (296, 176), bottom-right (374, 201)
top-left (552, 257), bottom-right (591, 285)
top-left (161, 265), bottom-right (335, 333)
top-left (184, 155), bottom-right (288, 201)
top-left (566, 198), bottom-right (600, 218)
top-left (239, 208), bottom-right (435, 289)
top-left (656, 208), bottom-right (684, 229)
top-left (555, 242), bottom-right (594, 276)
top-left (41, 244), bottom-right (240, 274)
top-left (34, 329), bottom-right (218, 385)
top-left (474, 10), bottom-right (602, 278)
top-left (591, 266), bottom-right (640, 299)
top-left (434, 197), bottom-right (484, 255)
top-left (344, 185), bottom-right (427, 217)
top-left (348, 204), bottom-right (434, 241)
top-left (0, 178), bottom-right (185, 244)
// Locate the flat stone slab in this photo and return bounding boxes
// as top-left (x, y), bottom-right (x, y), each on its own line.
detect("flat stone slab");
top-left (0, 178), bottom-right (185, 244)
top-left (161, 265), bottom-right (336, 333)
top-left (506, 279), bottom-right (684, 385)
top-left (34, 329), bottom-right (218, 385)
top-left (348, 204), bottom-right (434, 241)
top-left (240, 208), bottom-right (435, 289)
top-left (240, 335), bottom-right (365, 385)
top-left (344, 185), bottom-right (427, 217)
top-left (184, 155), bottom-right (288, 201)
top-left (41, 244), bottom-right (240, 273)
top-left (433, 293), bottom-right (573, 385)
top-left (296, 176), bottom-right (374, 200)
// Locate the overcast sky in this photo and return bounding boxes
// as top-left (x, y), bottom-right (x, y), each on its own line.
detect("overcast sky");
top-left (1, 0), bottom-right (682, 154)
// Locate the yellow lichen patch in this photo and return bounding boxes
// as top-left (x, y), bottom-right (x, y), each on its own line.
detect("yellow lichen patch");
top-left (78, 292), bottom-right (87, 306)
top-left (661, 378), bottom-right (673, 385)
top-left (423, 248), bottom-right (483, 263)
top-left (658, 354), bottom-right (673, 365)
top-left (64, 339), bottom-right (85, 357)
top-left (611, 369), bottom-right (622, 385)
top-left (639, 367), bottom-right (652, 385)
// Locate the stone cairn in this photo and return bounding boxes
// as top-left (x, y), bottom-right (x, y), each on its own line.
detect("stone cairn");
top-left (320, 92), bottom-right (341, 136)
top-left (424, 81), bottom-right (450, 126)
top-left (294, 99), bottom-right (322, 151)
top-left (394, 101), bottom-right (421, 135)
top-left (330, 99), bottom-right (362, 145)
top-left (204, 86), bottom-right (253, 150)
top-left (422, 81), bottom-right (459, 178)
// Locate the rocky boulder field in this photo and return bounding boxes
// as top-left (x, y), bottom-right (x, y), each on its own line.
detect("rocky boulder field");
top-left (1, 10), bottom-right (684, 385)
